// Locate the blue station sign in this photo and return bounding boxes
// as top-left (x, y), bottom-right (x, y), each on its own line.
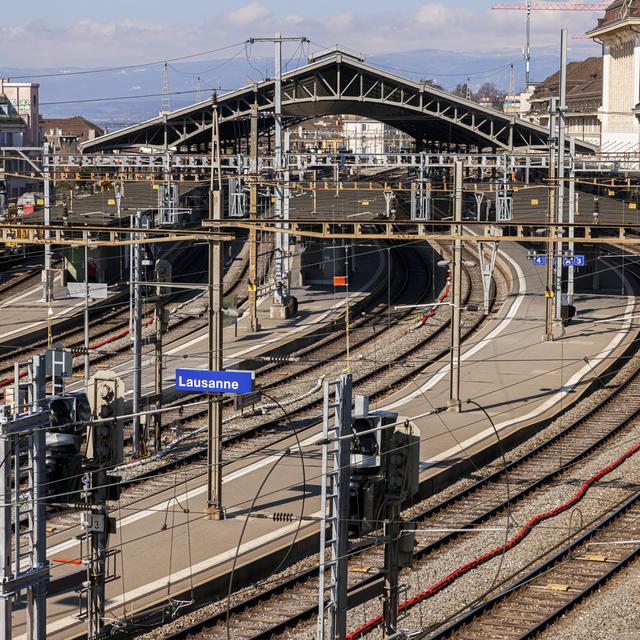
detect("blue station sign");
top-left (175, 368), bottom-right (254, 394)
top-left (563, 255), bottom-right (586, 267)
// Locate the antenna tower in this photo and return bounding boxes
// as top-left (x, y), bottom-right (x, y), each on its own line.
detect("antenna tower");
top-left (161, 62), bottom-right (171, 113)
top-left (492, 2), bottom-right (608, 85)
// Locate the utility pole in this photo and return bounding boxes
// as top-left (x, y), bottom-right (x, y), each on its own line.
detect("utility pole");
top-left (525, 0), bottom-right (532, 86)
top-left (545, 98), bottom-right (558, 342)
top-left (448, 159), bottom-right (463, 412)
top-left (0, 356), bottom-right (49, 640)
top-left (206, 102), bottom-right (225, 520)
top-left (42, 142), bottom-right (52, 303)
top-left (317, 374), bottom-right (352, 640)
top-left (273, 33), bottom-right (285, 306)
top-left (567, 136), bottom-right (576, 305)
top-left (382, 421), bottom-right (420, 637)
top-left (154, 286), bottom-right (164, 452)
top-left (382, 434), bottom-right (401, 637)
top-left (554, 28), bottom-right (568, 323)
top-left (248, 102), bottom-right (261, 332)
top-left (131, 212), bottom-right (142, 456)
top-left (84, 228), bottom-right (90, 391)
top-left (81, 473), bottom-right (110, 640)
top-left (248, 35), bottom-right (307, 311)
top-left (115, 180), bottom-right (124, 283)
top-left (83, 377), bottom-right (120, 639)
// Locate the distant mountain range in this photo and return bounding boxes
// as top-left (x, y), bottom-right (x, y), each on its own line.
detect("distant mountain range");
top-left (2, 45), bottom-right (599, 132)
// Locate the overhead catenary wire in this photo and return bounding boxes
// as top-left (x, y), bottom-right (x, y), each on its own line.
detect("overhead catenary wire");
top-left (5, 42), bottom-right (248, 80)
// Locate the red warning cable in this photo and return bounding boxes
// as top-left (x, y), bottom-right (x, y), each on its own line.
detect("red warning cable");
top-left (0, 317), bottom-right (155, 388)
top-left (347, 438), bottom-right (640, 640)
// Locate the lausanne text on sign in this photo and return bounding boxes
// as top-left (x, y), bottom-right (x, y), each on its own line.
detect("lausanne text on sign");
top-left (175, 369), bottom-right (254, 394)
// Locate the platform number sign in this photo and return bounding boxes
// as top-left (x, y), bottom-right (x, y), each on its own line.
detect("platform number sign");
top-left (532, 255), bottom-right (547, 266)
top-left (562, 255), bottom-right (586, 267)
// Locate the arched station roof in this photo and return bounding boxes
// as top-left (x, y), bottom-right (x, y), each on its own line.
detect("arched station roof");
top-left (82, 49), bottom-right (595, 154)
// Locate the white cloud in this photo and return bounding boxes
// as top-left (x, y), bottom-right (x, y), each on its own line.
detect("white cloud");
top-left (416, 4), bottom-right (456, 27)
top-left (0, 4), bottom-right (603, 69)
top-left (328, 11), bottom-right (355, 31)
top-left (228, 2), bottom-right (271, 27)
top-left (283, 14), bottom-right (304, 27)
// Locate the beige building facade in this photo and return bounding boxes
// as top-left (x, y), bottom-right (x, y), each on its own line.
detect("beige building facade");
top-left (588, 0), bottom-right (640, 152)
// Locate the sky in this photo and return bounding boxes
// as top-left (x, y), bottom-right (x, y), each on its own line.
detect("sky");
top-left (1, 0), bottom-right (603, 69)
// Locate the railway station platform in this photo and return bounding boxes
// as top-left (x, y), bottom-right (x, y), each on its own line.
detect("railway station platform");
top-left (385, 239), bottom-right (638, 490)
top-left (64, 241), bottom-right (389, 399)
top-left (17, 237), bottom-right (640, 640)
top-left (0, 276), bottom-right (120, 348)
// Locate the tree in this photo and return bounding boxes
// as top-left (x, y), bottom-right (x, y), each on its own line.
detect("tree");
top-left (421, 78), bottom-right (443, 91)
top-left (475, 82), bottom-right (506, 108)
top-left (452, 82), bottom-right (472, 99)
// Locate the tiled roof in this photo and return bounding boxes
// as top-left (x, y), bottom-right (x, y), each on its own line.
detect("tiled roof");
top-left (594, 0), bottom-right (640, 28)
top-left (531, 57), bottom-right (602, 111)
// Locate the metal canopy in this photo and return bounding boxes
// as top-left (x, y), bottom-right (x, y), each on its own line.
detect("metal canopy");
top-left (82, 51), bottom-right (595, 154)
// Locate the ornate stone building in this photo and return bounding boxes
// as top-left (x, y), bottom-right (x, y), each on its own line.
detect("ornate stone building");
top-left (588, 0), bottom-right (640, 152)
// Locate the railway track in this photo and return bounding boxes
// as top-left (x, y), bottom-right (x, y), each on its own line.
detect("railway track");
top-left (46, 239), bottom-right (509, 638)
top-left (429, 490), bottom-right (640, 640)
top-left (0, 238), bottom-right (252, 377)
top-left (45, 242), bottom-right (441, 530)
top-left (153, 267), bottom-right (640, 640)
top-left (0, 255), bottom-right (51, 297)
top-left (110, 241), bottom-right (473, 496)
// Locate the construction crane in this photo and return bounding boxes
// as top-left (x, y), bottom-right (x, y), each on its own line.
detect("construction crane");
top-left (492, 2), bottom-right (609, 86)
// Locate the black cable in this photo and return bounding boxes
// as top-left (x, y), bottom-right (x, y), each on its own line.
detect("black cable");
top-left (224, 389), bottom-right (308, 640)
top-left (7, 42), bottom-right (247, 80)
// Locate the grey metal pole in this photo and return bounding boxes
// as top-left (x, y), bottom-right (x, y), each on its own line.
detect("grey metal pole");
top-left (545, 98), bottom-right (558, 342)
top-left (42, 143), bottom-right (52, 303)
top-left (84, 231), bottom-right (90, 391)
top-left (206, 105), bottom-right (225, 519)
top-left (449, 159), bottom-right (463, 412)
top-left (332, 374), bottom-right (352, 640)
top-left (383, 518), bottom-right (401, 636)
top-left (249, 102), bottom-right (260, 332)
top-left (317, 380), bottom-right (331, 640)
top-left (115, 181), bottom-right (123, 283)
top-left (525, 0), bottom-right (532, 86)
top-left (154, 292), bottom-right (163, 452)
top-left (0, 412), bottom-right (12, 640)
top-left (284, 130), bottom-right (291, 293)
top-left (274, 33), bottom-right (285, 304)
top-left (132, 212), bottom-right (142, 457)
top-left (30, 356), bottom-right (47, 640)
top-left (568, 137), bottom-right (576, 305)
top-left (555, 28), bottom-right (567, 322)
